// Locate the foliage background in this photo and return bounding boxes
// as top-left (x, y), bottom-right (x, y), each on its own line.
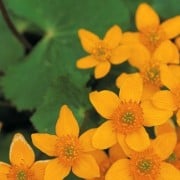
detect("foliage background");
top-left (0, 0), bottom-right (179, 179)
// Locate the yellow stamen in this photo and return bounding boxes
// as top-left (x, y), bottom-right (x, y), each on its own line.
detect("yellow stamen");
top-left (7, 165), bottom-right (33, 180)
top-left (92, 41), bottom-right (112, 62)
top-left (130, 148), bottom-right (161, 179)
top-left (55, 135), bottom-right (82, 166)
top-left (110, 101), bottom-right (144, 134)
top-left (140, 26), bottom-right (166, 52)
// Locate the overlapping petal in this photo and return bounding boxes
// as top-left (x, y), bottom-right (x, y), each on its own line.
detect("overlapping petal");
top-left (89, 90), bottom-right (120, 119)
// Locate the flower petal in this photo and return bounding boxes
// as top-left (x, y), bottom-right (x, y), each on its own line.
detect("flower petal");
top-left (154, 120), bottom-right (175, 136)
top-left (104, 25), bottom-right (122, 48)
top-left (117, 134), bottom-right (134, 157)
top-left (161, 16), bottom-right (180, 39)
top-left (44, 158), bottom-right (70, 180)
top-left (31, 160), bottom-right (49, 180)
top-left (109, 144), bottom-right (127, 163)
top-left (56, 105), bottom-right (79, 137)
top-left (72, 154), bottom-right (100, 179)
top-left (125, 127), bottom-right (150, 152)
top-left (94, 61), bottom-right (111, 79)
top-left (119, 73), bottom-right (143, 103)
top-left (31, 133), bottom-right (58, 156)
top-left (89, 90), bottom-right (120, 119)
top-left (10, 133), bottom-right (34, 167)
top-left (110, 45), bottom-right (130, 64)
top-left (128, 44), bottom-right (150, 69)
top-left (116, 73), bottom-right (130, 89)
top-left (78, 29), bottom-right (99, 53)
top-left (176, 110), bottom-right (180, 126)
top-left (157, 162), bottom-right (180, 180)
top-left (121, 32), bottom-right (140, 44)
top-left (92, 121), bottom-right (117, 149)
top-left (76, 55), bottom-right (99, 69)
top-left (79, 128), bottom-right (96, 152)
top-left (142, 100), bottom-right (173, 126)
top-left (105, 159), bottom-right (133, 180)
top-left (153, 40), bottom-right (179, 64)
top-left (160, 65), bottom-right (179, 90)
top-left (135, 3), bottom-right (160, 31)
top-left (142, 84), bottom-right (159, 101)
top-left (89, 150), bottom-right (109, 166)
top-left (0, 162), bottom-right (10, 179)
top-left (152, 132), bottom-right (177, 160)
top-left (152, 90), bottom-right (176, 111)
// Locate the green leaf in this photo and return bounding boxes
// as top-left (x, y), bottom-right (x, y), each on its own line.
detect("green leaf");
top-left (31, 76), bottom-right (91, 133)
top-left (2, 38), bottom-right (53, 110)
top-left (2, 0), bottom-right (131, 132)
top-left (153, 0), bottom-right (180, 19)
top-left (0, 16), bottom-right (23, 71)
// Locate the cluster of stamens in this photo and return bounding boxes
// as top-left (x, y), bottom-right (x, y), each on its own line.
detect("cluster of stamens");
top-left (55, 135), bottom-right (82, 166)
top-left (110, 101), bottom-right (144, 134)
top-left (92, 41), bottom-right (112, 62)
top-left (139, 26), bottom-right (166, 52)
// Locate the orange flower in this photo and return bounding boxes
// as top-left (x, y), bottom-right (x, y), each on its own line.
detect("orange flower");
top-left (0, 133), bottom-right (48, 180)
top-left (87, 144), bottom-right (127, 180)
top-left (76, 25), bottom-right (130, 79)
top-left (105, 130), bottom-right (180, 180)
top-left (152, 65), bottom-right (180, 125)
top-left (31, 105), bottom-right (100, 180)
top-left (122, 3), bottom-right (180, 53)
top-left (90, 74), bottom-right (172, 151)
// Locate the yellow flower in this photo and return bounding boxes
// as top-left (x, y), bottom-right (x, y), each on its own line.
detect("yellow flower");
top-left (31, 105), bottom-right (100, 180)
top-left (0, 133), bottom-right (48, 180)
top-left (152, 65), bottom-right (180, 125)
top-left (89, 74), bottom-right (172, 151)
top-left (76, 25), bottom-right (130, 79)
top-left (116, 40), bottom-right (179, 100)
top-left (122, 3), bottom-right (180, 53)
top-left (87, 144), bottom-right (127, 180)
top-left (105, 130), bottom-right (180, 180)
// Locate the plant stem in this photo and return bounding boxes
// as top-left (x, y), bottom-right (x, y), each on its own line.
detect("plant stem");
top-left (0, 0), bottom-right (32, 51)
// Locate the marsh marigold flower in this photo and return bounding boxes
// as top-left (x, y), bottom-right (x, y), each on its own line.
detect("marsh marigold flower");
top-left (106, 130), bottom-right (180, 180)
top-left (90, 73), bottom-right (172, 152)
top-left (76, 25), bottom-right (130, 79)
top-left (0, 133), bottom-right (48, 180)
top-left (31, 105), bottom-right (100, 180)
top-left (122, 3), bottom-right (180, 53)
top-left (152, 65), bottom-right (180, 125)
top-left (116, 41), bottom-right (179, 100)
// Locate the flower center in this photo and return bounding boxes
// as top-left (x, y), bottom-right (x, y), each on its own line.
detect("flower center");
top-left (55, 135), bottom-right (82, 166)
top-left (138, 159), bottom-right (153, 173)
top-left (171, 85), bottom-right (180, 109)
top-left (92, 41), bottom-right (112, 62)
top-left (110, 101), bottom-right (144, 134)
top-left (141, 63), bottom-right (161, 88)
top-left (17, 171), bottom-right (27, 180)
top-left (140, 26), bottom-right (166, 52)
top-left (130, 148), bottom-right (161, 179)
top-left (7, 165), bottom-right (33, 180)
